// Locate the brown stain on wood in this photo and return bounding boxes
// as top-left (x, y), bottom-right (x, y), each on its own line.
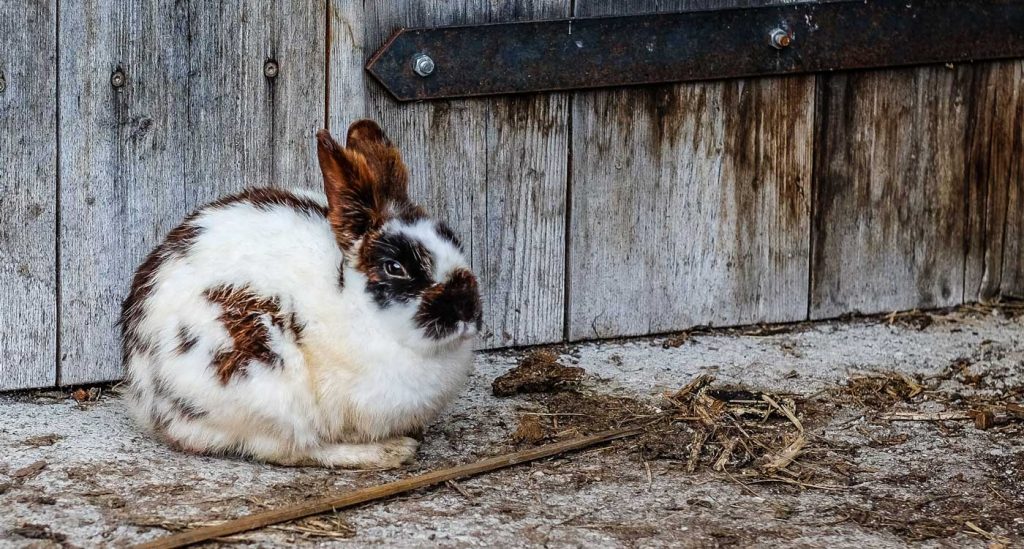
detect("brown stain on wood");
top-left (570, 52), bottom-right (813, 338)
top-left (810, 66), bottom-right (974, 317)
top-left (722, 76), bottom-right (813, 305)
top-left (963, 60), bottom-right (1024, 300)
top-left (500, 95), bottom-right (558, 137)
top-left (640, 84), bottom-right (690, 152)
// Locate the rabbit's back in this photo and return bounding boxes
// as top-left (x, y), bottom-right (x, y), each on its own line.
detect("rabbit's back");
top-left (121, 188), bottom-right (341, 458)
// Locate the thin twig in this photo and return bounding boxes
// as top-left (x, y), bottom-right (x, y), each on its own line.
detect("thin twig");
top-left (642, 459), bottom-right (653, 491)
top-left (720, 468), bottom-right (759, 497)
top-left (762, 394), bottom-right (803, 433)
top-left (879, 411), bottom-right (972, 422)
top-left (446, 480), bottom-right (474, 501)
top-left (132, 428), bottom-right (641, 549)
top-left (964, 521), bottom-right (1011, 545)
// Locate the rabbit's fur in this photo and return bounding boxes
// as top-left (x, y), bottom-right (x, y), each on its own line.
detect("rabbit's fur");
top-left (121, 121), bottom-right (482, 468)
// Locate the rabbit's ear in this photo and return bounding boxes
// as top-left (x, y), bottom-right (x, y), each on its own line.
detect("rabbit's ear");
top-left (316, 121), bottom-right (418, 251)
top-left (346, 119), bottom-right (390, 148)
top-left (345, 120), bottom-right (409, 204)
top-left (316, 128), bottom-right (381, 249)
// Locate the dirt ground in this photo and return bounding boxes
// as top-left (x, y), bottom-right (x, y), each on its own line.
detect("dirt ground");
top-left (1, 304), bottom-right (1023, 548)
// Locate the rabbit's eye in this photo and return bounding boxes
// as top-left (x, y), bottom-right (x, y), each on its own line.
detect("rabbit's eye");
top-left (382, 260), bottom-right (409, 279)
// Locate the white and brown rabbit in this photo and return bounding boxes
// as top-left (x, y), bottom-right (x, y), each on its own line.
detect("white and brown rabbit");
top-left (120, 120), bottom-right (482, 468)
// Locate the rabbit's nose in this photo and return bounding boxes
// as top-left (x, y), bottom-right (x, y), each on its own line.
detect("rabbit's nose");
top-left (446, 269), bottom-right (482, 323)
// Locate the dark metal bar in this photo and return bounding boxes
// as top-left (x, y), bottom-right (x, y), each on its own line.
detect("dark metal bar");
top-left (366, 0), bottom-right (1024, 101)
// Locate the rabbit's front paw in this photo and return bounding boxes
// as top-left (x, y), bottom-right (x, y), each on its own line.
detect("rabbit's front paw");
top-left (307, 437), bottom-right (419, 469)
top-left (377, 436), bottom-right (419, 468)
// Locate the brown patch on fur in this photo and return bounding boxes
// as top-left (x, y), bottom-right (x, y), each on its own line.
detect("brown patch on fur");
top-left (345, 121), bottom-right (409, 196)
top-left (122, 187), bottom-right (323, 368)
top-left (415, 268), bottom-right (482, 339)
top-left (176, 326), bottom-right (198, 354)
top-left (289, 312), bottom-right (306, 342)
top-left (355, 229), bottom-right (385, 281)
top-left (204, 285), bottom-right (294, 384)
top-left (417, 283), bottom-right (446, 305)
top-left (169, 396), bottom-right (207, 420)
top-left (121, 221), bottom-right (202, 366)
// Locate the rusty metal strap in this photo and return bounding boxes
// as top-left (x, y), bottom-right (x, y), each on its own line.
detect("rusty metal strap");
top-left (366, 0), bottom-right (1024, 101)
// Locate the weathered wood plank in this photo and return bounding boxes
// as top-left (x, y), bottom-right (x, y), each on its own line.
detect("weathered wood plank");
top-left (185, 1), bottom-right (327, 208)
top-left (59, 0), bottom-right (191, 386)
top-left (999, 66), bottom-right (1024, 297)
top-left (568, 0), bottom-right (813, 340)
top-left (964, 61), bottom-right (1024, 301)
top-left (354, 0), bottom-right (569, 348)
top-left (1005, 172), bottom-right (1024, 298)
top-left (810, 67), bottom-right (973, 318)
top-left (0, 1), bottom-right (58, 390)
top-left (59, 1), bottom-right (327, 385)
top-left (270, 2), bottom-right (330, 192)
top-left (327, 0), bottom-right (367, 130)
top-left (483, 96), bottom-right (569, 345)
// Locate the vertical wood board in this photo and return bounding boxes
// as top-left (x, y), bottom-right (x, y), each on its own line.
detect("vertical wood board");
top-left (59, 0), bottom-right (326, 385)
top-left (810, 67), bottom-right (973, 318)
top-left (1000, 63), bottom-right (1024, 297)
top-left (59, 0), bottom-right (192, 385)
top-left (568, 0), bottom-right (814, 340)
top-left (184, 1), bottom-right (327, 209)
top-left (0, 0), bottom-right (58, 390)
top-left (964, 61), bottom-right (1024, 302)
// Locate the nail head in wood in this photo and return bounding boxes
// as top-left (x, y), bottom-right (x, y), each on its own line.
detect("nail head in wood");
top-left (110, 69), bottom-right (126, 88)
top-left (263, 59), bottom-right (279, 79)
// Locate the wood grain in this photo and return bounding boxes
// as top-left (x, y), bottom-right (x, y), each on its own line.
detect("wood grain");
top-left (355, 0), bottom-right (570, 349)
top-left (184, 1), bottom-right (327, 209)
top-left (59, 0), bottom-right (191, 385)
top-left (59, 1), bottom-right (327, 385)
top-left (0, 1), bottom-right (58, 390)
top-left (1005, 180), bottom-right (1024, 297)
top-left (1000, 61), bottom-right (1024, 297)
top-left (568, 0), bottom-right (813, 340)
top-left (810, 67), bottom-right (973, 318)
top-left (327, 0), bottom-right (367, 130)
top-left (964, 61), bottom-right (1024, 301)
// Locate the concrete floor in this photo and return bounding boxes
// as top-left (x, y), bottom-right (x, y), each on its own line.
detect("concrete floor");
top-left (1, 308), bottom-right (1022, 548)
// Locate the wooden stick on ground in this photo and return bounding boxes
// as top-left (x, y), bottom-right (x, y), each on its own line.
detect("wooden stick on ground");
top-left (879, 411), bottom-right (973, 422)
top-left (133, 427), bottom-right (642, 549)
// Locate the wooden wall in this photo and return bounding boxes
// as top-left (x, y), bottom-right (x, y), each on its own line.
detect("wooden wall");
top-left (1, 0), bottom-right (58, 390)
top-left (0, 1), bottom-right (1021, 390)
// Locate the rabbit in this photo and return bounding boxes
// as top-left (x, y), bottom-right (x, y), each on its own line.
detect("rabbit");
top-left (120, 120), bottom-right (482, 468)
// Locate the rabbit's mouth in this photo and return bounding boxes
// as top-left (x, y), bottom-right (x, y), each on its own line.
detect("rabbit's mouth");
top-left (455, 320), bottom-right (478, 340)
